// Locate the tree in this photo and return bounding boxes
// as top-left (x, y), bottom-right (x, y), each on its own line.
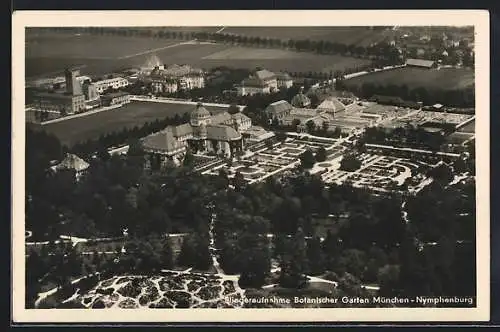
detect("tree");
top-left (177, 235), bottom-right (196, 268)
top-left (291, 119), bottom-right (301, 132)
top-left (26, 252), bottom-right (45, 308)
top-left (279, 227), bottom-right (308, 288)
top-left (428, 164), bottom-right (454, 185)
top-left (299, 149), bottom-right (315, 169)
top-left (183, 150), bottom-right (195, 168)
top-left (96, 145), bottom-right (110, 162)
top-left (305, 120), bottom-right (316, 134)
top-left (233, 171), bottom-right (246, 191)
top-left (337, 249), bottom-right (367, 279)
top-left (191, 232), bottom-right (211, 271)
top-left (377, 264), bottom-right (401, 296)
top-left (160, 236), bottom-right (174, 269)
top-left (306, 237), bottom-right (326, 275)
top-left (227, 103), bottom-right (240, 114)
top-left (238, 218), bottom-right (271, 288)
top-left (339, 153), bottom-right (362, 172)
top-left (315, 147), bottom-right (327, 162)
top-left (321, 121), bottom-right (329, 133)
top-left (338, 272), bottom-right (368, 298)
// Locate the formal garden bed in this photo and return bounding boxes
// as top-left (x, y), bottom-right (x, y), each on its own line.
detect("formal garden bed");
top-left (50, 272), bottom-right (247, 309)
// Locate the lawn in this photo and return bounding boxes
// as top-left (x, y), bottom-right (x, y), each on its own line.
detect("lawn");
top-left (38, 101), bottom-right (227, 147)
top-left (458, 120), bottom-right (475, 133)
top-left (445, 132), bottom-right (474, 145)
top-left (26, 30), bottom-right (371, 78)
top-left (343, 66), bottom-right (475, 90)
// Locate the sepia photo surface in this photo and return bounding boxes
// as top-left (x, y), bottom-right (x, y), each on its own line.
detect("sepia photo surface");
top-left (12, 10), bottom-right (490, 323)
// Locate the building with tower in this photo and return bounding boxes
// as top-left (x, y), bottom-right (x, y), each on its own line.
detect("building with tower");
top-left (141, 103), bottom-right (259, 168)
top-left (33, 67), bottom-right (86, 115)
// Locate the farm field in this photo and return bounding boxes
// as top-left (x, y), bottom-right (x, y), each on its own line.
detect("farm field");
top-left (26, 31), bottom-right (181, 59)
top-left (25, 30), bottom-right (371, 78)
top-left (221, 26), bottom-right (394, 46)
top-left (36, 101), bottom-right (227, 147)
top-left (343, 66), bottom-right (475, 90)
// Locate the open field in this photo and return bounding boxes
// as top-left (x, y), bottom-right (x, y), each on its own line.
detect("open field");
top-left (26, 31), bottom-right (370, 78)
top-left (221, 26), bottom-right (394, 46)
top-left (445, 132), bottom-right (474, 145)
top-left (35, 101), bottom-right (227, 147)
top-left (458, 119), bottom-right (475, 133)
top-left (343, 67), bottom-right (475, 90)
top-left (26, 32), bottom-right (181, 60)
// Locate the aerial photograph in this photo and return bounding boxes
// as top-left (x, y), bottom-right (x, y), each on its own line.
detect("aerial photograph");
top-left (24, 25), bottom-right (476, 310)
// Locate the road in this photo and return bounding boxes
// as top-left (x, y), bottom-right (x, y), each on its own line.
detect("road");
top-left (117, 40), bottom-right (196, 60)
top-left (129, 95), bottom-right (246, 110)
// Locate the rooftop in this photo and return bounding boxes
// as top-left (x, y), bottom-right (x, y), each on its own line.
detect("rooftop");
top-left (405, 58), bottom-right (435, 68)
top-left (255, 69), bottom-right (276, 81)
top-left (265, 100), bottom-right (293, 115)
top-left (240, 77), bottom-right (267, 87)
top-left (317, 97), bottom-right (346, 113)
top-left (211, 111), bottom-right (232, 124)
top-left (206, 125), bottom-right (241, 141)
top-left (56, 154), bottom-right (89, 172)
top-left (141, 128), bottom-right (185, 153)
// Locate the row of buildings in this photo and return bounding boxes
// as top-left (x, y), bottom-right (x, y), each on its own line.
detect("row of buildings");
top-left (31, 68), bottom-right (132, 115)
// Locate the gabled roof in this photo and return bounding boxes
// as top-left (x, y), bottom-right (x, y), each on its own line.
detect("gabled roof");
top-left (206, 125), bottom-right (241, 141)
top-left (255, 69), bottom-right (276, 81)
top-left (141, 128), bottom-right (185, 153)
top-left (231, 112), bottom-right (251, 122)
top-left (171, 123), bottom-right (193, 137)
top-left (406, 58), bottom-right (435, 68)
top-left (275, 72), bottom-right (292, 81)
top-left (240, 77), bottom-right (267, 87)
top-left (264, 100), bottom-right (293, 115)
top-left (211, 111), bottom-right (232, 124)
top-left (317, 97), bottom-right (346, 113)
top-left (57, 154), bottom-right (89, 172)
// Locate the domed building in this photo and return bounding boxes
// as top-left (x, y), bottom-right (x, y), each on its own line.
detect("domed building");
top-left (291, 87), bottom-right (311, 108)
top-left (190, 102), bottom-right (212, 126)
top-left (141, 103), bottom-right (254, 168)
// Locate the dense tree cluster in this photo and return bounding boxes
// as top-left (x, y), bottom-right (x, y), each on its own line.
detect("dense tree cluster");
top-left (26, 115), bottom-right (476, 305)
top-left (359, 125), bottom-right (448, 151)
top-left (339, 153), bottom-right (362, 172)
top-left (70, 112), bottom-right (190, 159)
top-left (335, 80), bottom-right (475, 108)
